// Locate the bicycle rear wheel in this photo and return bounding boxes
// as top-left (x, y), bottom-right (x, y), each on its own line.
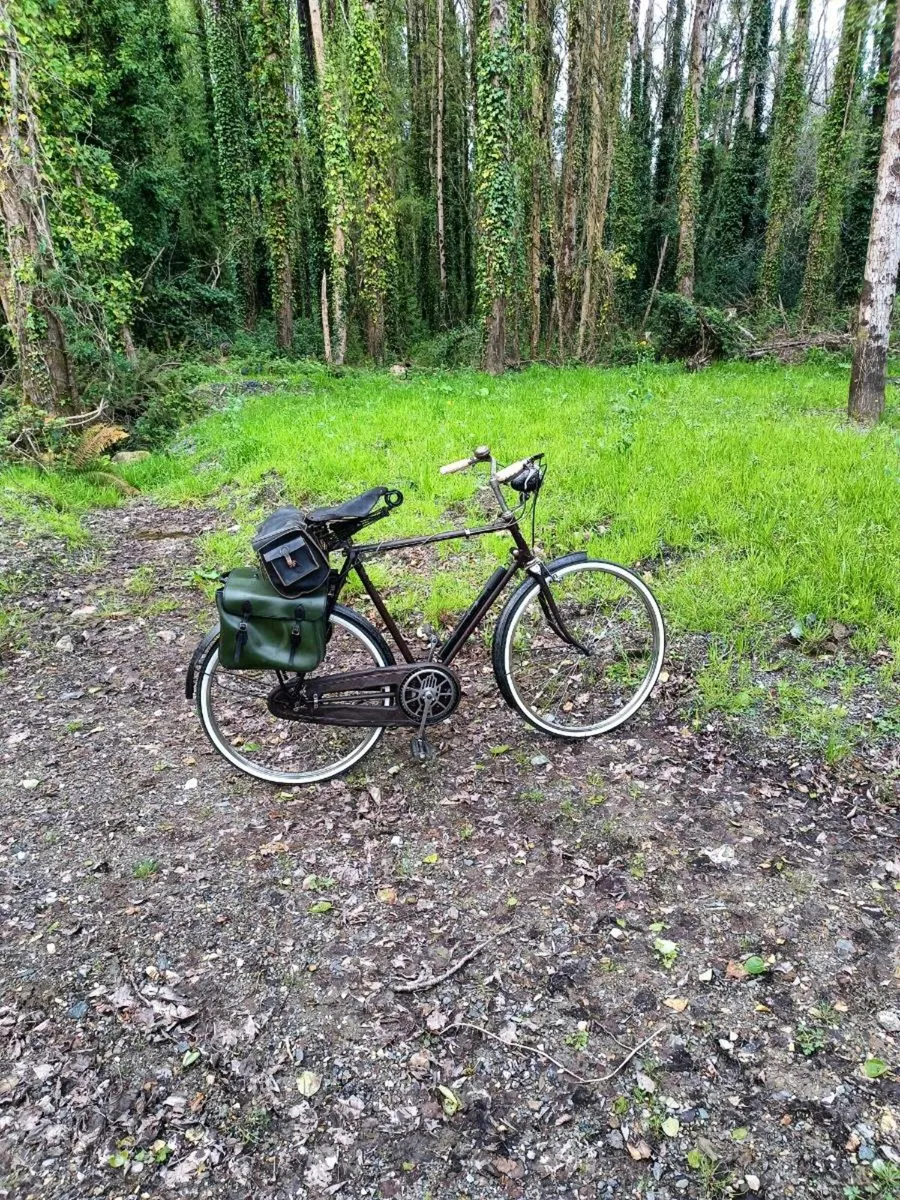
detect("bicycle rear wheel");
top-left (195, 605), bottom-right (394, 784)
top-left (492, 558), bottom-right (664, 738)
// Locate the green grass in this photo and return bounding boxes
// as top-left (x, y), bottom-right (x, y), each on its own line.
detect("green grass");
top-left (2, 359), bottom-right (899, 719)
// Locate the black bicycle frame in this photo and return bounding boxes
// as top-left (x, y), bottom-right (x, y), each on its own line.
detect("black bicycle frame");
top-left (332, 509), bottom-right (536, 664)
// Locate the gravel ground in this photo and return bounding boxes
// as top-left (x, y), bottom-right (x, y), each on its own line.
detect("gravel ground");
top-left (0, 501), bottom-right (898, 1200)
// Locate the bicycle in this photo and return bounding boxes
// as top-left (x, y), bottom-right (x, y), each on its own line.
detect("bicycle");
top-left (186, 447), bottom-right (665, 785)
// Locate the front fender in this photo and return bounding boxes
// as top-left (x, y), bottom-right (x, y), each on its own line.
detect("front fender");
top-left (185, 628), bottom-right (219, 700)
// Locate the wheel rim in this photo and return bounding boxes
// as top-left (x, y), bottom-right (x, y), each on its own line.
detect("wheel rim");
top-left (502, 561), bottom-right (664, 737)
top-left (198, 613), bottom-right (388, 784)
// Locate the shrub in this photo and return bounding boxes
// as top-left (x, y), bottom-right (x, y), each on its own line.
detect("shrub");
top-left (647, 292), bottom-right (746, 364)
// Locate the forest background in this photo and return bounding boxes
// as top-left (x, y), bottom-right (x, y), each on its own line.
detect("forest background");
top-left (2, 0), bottom-right (900, 448)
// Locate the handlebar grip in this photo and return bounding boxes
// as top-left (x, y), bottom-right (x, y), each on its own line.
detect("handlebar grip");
top-left (496, 458), bottom-right (528, 484)
top-left (440, 457), bottom-right (473, 475)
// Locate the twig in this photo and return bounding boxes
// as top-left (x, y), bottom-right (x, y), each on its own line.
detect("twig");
top-left (451, 1020), bottom-right (666, 1087)
top-left (591, 1025), bottom-right (666, 1083)
top-left (640, 234), bottom-right (668, 334)
top-left (454, 1020), bottom-right (589, 1084)
top-left (390, 928), bottom-right (511, 993)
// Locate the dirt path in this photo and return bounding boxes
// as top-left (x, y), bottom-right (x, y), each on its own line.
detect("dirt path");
top-left (0, 502), bottom-right (898, 1199)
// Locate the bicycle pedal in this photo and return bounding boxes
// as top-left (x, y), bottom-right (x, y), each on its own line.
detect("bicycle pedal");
top-left (409, 736), bottom-right (436, 763)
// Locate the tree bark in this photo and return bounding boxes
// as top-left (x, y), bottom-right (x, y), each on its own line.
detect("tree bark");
top-left (576, 0), bottom-right (628, 358)
top-left (557, 0), bottom-right (582, 355)
top-left (436, 0), bottom-right (448, 318)
top-left (800, 0), bottom-right (871, 326)
top-left (478, 0), bottom-right (512, 374)
top-left (849, 0), bottom-right (900, 423)
top-left (675, 0), bottom-right (711, 298)
top-left (308, 0), bottom-right (347, 364)
top-left (0, 3), bottom-right (77, 411)
top-left (759, 0), bottom-right (811, 307)
top-left (527, 0), bottom-right (548, 356)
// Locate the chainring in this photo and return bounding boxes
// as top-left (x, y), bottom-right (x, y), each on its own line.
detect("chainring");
top-left (398, 664), bottom-right (461, 725)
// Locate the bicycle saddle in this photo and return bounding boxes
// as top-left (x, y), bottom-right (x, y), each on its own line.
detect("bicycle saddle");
top-left (307, 486), bottom-right (402, 525)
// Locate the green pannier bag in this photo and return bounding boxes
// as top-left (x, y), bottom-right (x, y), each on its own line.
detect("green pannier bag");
top-left (216, 567), bottom-right (328, 673)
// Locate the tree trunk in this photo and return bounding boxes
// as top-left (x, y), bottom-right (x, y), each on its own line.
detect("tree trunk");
top-left (436, 0), bottom-right (448, 319)
top-left (675, 0), bottom-right (711, 298)
top-left (849, 0), bottom-right (900, 423)
top-left (0, 3), bottom-right (77, 412)
top-left (557, 0), bottom-right (582, 355)
top-left (800, 0), bottom-right (871, 326)
top-left (759, 0), bottom-right (811, 307)
top-left (577, 0), bottom-right (628, 358)
top-left (476, 0), bottom-right (513, 374)
top-left (307, 0), bottom-right (347, 364)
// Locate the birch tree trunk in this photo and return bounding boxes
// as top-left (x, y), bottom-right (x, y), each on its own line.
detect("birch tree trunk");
top-left (0, 2), bottom-right (77, 411)
top-left (848, 0), bottom-right (900, 423)
top-left (675, 0), bottom-right (711, 298)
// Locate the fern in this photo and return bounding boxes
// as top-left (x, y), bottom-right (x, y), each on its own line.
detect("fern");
top-left (69, 424), bottom-right (129, 470)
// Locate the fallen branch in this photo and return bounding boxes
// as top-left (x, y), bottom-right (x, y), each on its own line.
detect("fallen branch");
top-left (742, 331), bottom-right (852, 362)
top-left (450, 1020), bottom-right (666, 1087)
top-left (390, 927), bottom-right (512, 994)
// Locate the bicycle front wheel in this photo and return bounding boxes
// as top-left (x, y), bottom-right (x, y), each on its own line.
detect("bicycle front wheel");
top-left (195, 605), bottom-right (394, 785)
top-left (492, 558), bottom-right (665, 738)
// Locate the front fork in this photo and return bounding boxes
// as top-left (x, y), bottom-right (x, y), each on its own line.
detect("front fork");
top-left (529, 563), bottom-right (593, 656)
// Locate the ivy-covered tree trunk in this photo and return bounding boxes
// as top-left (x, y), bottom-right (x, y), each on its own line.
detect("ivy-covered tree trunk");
top-left (349, 0), bottom-right (396, 362)
top-left (556, 0), bottom-right (582, 355)
top-left (475, 0), bottom-right (515, 374)
top-left (0, 1), bottom-right (77, 411)
top-left (576, 0), bottom-right (628, 358)
top-left (244, 0), bottom-right (298, 351)
top-left (675, 0), bottom-right (711, 298)
top-left (759, 0), bottom-right (810, 307)
top-left (840, 0), bottom-right (896, 303)
top-left (526, 0), bottom-right (551, 356)
top-left (436, 0), bottom-right (448, 319)
top-left (305, 0), bottom-right (348, 364)
top-left (848, 0), bottom-right (900, 423)
top-left (799, 0), bottom-right (871, 326)
top-left (649, 0), bottom-right (685, 292)
top-left (701, 0), bottom-right (771, 300)
top-left (202, 0), bottom-right (259, 326)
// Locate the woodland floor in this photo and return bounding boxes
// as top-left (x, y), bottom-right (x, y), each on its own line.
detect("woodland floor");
top-left (0, 498), bottom-right (898, 1200)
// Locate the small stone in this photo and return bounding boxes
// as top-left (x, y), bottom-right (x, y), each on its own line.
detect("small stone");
top-left (54, 634), bottom-right (74, 653)
top-left (183, 778), bottom-right (198, 790)
top-left (68, 1000), bottom-right (88, 1020)
top-left (71, 605), bottom-right (97, 618)
top-left (157, 630), bottom-right (177, 644)
top-left (530, 754), bottom-right (550, 767)
top-left (877, 1010), bottom-right (900, 1033)
top-left (20, 779), bottom-right (39, 790)
top-left (745, 1175), bottom-right (761, 1193)
top-left (605, 1130), bottom-right (624, 1151)
top-left (834, 938), bottom-right (856, 958)
top-left (858, 1146), bottom-right (876, 1163)
top-left (112, 450), bottom-right (151, 463)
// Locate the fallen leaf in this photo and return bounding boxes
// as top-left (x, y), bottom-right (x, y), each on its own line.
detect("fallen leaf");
top-left (664, 997), bottom-right (689, 1013)
top-left (308, 901), bottom-right (333, 915)
top-left (726, 960), bottom-right (747, 980)
top-left (296, 1070), bottom-right (322, 1096)
top-left (743, 956), bottom-right (767, 976)
top-left (627, 1138), bottom-right (652, 1160)
top-left (863, 1057), bottom-right (889, 1080)
top-left (376, 887), bottom-right (397, 904)
top-left (408, 1051), bottom-right (430, 1080)
top-left (494, 1156), bottom-right (525, 1179)
top-left (662, 1116), bottom-right (680, 1137)
top-left (438, 1085), bottom-right (461, 1116)
top-left (731, 1126), bottom-right (749, 1142)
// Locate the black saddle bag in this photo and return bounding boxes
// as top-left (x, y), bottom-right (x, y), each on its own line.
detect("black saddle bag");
top-left (251, 507), bottom-right (330, 597)
top-left (216, 567), bottom-right (328, 673)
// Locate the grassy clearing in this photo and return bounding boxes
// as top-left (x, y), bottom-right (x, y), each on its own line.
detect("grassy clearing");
top-left (2, 358), bottom-right (898, 746)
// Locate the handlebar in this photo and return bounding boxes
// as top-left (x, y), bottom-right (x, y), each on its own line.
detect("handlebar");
top-left (438, 447), bottom-right (539, 484)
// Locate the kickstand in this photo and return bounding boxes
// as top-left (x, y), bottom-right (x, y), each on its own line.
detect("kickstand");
top-left (409, 684), bottom-right (436, 762)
